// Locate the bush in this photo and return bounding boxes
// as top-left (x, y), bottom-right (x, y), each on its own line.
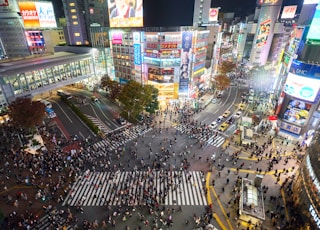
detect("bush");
top-left (60, 96), bottom-right (99, 134)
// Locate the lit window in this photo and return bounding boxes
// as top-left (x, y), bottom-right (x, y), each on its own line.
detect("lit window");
top-left (72, 15), bottom-right (77, 19)
top-left (74, 33), bottom-right (80, 36)
top-left (73, 21), bottom-right (78, 25)
top-left (76, 42), bottom-right (82, 45)
top-left (69, 3), bottom-right (75, 6)
top-left (70, 9), bottom-right (76, 13)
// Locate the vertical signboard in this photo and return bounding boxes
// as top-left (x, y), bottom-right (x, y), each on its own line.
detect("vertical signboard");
top-left (179, 32), bottom-right (193, 94)
top-left (209, 8), bottom-right (219, 22)
top-left (281, 5), bottom-right (297, 19)
top-left (134, 44), bottom-right (141, 65)
top-left (133, 32), bottom-right (142, 83)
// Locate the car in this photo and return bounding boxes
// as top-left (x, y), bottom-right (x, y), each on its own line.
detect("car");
top-left (91, 96), bottom-right (99, 102)
top-left (218, 123), bottom-right (229, 132)
top-left (216, 116), bottom-right (224, 123)
top-left (210, 121), bottom-right (218, 129)
top-left (226, 117), bottom-right (234, 124)
top-left (249, 89), bottom-right (255, 96)
top-left (211, 98), bottom-right (217, 104)
top-left (234, 111), bottom-right (242, 119)
top-left (223, 110), bottom-right (231, 118)
top-left (238, 103), bottom-right (246, 110)
top-left (248, 96), bottom-right (254, 103)
top-left (116, 117), bottom-right (126, 125)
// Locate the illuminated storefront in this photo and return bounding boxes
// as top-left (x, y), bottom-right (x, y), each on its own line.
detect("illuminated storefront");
top-left (292, 135), bottom-right (320, 229)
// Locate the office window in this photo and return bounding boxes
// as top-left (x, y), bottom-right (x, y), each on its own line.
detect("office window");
top-left (73, 21), bottom-right (78, 25)
top-left (74, 33), bottom-right (80, 36)
top-left (72, 15), bottom-right (77, 19)
top-left (69, 3), bottom-right (75, 6)
top-left (70, 9), bottom-right (76, 13)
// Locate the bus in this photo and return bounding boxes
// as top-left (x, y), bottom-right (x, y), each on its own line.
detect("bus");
top-left (57, 90), bottom-right (73, 99)
top-left (45, 107), bottom-right (56, 118)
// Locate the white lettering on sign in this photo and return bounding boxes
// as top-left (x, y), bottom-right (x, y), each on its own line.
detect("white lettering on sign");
top-left (295, 69), bottom-right (308, 75)
top-left (309, 205), bottom-right (320, 228)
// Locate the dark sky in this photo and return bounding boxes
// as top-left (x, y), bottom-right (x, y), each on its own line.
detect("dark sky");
top-left (212, 0), bottom-right (303, 18)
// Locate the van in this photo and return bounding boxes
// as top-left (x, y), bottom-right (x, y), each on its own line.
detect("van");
top-left (40, 100), bottom-right (52, 109)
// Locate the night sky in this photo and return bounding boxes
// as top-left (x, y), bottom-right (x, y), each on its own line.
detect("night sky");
top-left (53, 0), bottom-right (304, 24)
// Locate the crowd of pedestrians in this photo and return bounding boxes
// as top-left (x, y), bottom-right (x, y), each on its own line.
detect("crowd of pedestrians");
top-left (0, 101), bottom-right (214, 229)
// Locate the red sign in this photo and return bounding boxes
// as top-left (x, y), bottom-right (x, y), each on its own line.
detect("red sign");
top-left (268, 115), bottom-right (278, 121)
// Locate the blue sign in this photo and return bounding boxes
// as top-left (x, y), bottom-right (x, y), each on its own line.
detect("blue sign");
top-left (179, 78), bottom-right (189, 93)
top-left (182, 32), bottom-right (193, 51)
top-left (133, 44), bottom-right (141, 65)
top-left (290, 60), bottom-right (320, 79)
top-left (307, 5), bottom-right (320, 41)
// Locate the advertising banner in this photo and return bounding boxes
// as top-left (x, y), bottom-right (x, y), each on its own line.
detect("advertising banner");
top-left (303, 0), bottom-right (319, 4)
top-left (0, 0), bottom-right (8, 6)
top-left (256, 19), bottom-right (271, 47)
top-left (284, 72), bottom-right (320, 102)
top-left (160, 43), bottom-right (177, 49)
top-left (290, 60), bottom-right (320, 79)
top-left (282, 99), bottom-right (311, 126)
top-left (108, 0), bottom-right (143, 28)
top-left (133, 44), bottom-right (141, 65)
top-left (209, 8), bottom-right (219, 22)
top-left (307, 4), bottom-right (320, 40)
top-left (18, 2), bottom-right (57, 28)
top-left (181, 32), bottom-right (193, 50)
top-left (179, 31), bottom-right (193, 94)
top-left (281, 5), bottom-right (297, 19)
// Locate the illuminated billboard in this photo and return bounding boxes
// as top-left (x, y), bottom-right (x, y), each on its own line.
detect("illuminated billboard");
top-left (307, 4), bottom-right (320, 40)
top-left (256, 19), bottom-right (271, 47)
top-left (283, 99), bottom-right (311, 126)
top-left (281, 5), bottom-right (297, 19)
top-left (0, 0), bottom-right (8, 6)
top-left (284, 73), bottom-right (320, 102)
top-left (209, 8), bottom-right (219, 22)
top-left (108, 0), bottom-right (143, 28)
top-left (18, 2), bottom-right (57, 28)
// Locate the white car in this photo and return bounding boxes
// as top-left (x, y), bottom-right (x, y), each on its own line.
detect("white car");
top-left (216, 116), bottom-right (224, 123)
top-left (210, 121), bottom-right (218, 129)
top-left (234, 111), bottom-right (242, 119)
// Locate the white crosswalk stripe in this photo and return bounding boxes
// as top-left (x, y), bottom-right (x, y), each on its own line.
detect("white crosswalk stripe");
top-left (93, 125), bottom-right (152, 151)
top-left (86, 115), bottom-right (111, 133)
top-left (62, 171), bottom-right (207, 207)
top-left (174, 124), bottom-right (225, 147)
top-left (33, 213), bottom-right (71, 230)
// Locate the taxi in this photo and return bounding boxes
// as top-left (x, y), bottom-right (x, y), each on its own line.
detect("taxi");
top-left (222, 110), bottom-right (231, 118)
top-left (218, 122), bottom-right (229, 132)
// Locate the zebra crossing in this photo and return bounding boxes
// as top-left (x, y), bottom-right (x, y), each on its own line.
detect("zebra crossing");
top-left (86, 115), bottom-right (111, 133)
top-left (33, 213), bottom-right (71, 230)
top-left (62, 171), bottom-right (207, 207)
top-left (174, 124), bottom-right (225, 148)
top-left (93, 125), bottom-right (152, 151)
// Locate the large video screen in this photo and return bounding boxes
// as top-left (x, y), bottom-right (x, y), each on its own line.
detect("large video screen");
top-left (283, 99), bottom-right (311, 126)
top-left (307, 4), bottom-right (320, 40)
top-left (284, 73), bottom-right (320, 102)
top-left (108, 0), bottom-right (143, 28)
top-left (18, 2), bottom-right (57, 28)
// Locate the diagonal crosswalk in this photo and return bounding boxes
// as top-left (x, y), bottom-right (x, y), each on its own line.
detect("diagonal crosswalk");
top-left (33, 213), bottom-right (71, 230)
top-left (86, 115), bottom-right (111, 133)
top-left (174, 124), bottom-right (225, 148)
top-left (93, 125), bottom-right (152, 151)
top-left (62, 171), bottom-right (207, 207)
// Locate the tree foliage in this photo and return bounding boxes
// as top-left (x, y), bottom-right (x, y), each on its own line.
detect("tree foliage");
top-left (9, 97), bottom-right (46, 129)
top-left (100, 76), bottom-right (122, 101)
top-left (118, 81), bottom-right (159, 120)
top-left (213, 74), bottom-right (231, 91)
top-left (144, 85), bottom-right (159, 114)
top-left (219, 61), bottom-right (236, 74)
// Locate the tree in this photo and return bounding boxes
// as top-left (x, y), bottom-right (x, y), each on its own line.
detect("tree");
top-left (9, 97), bottom-right (46, 129)
top-left (219, 60), bottom-right (236, 74)
top-left (100, 76), bottom-right (122, 101)
top-left (118, 80), bottom-right (145, 120)
top-left (144, 85), bottom-right (159, 114)
top-left (213, 74), bottom-right (231, 91)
